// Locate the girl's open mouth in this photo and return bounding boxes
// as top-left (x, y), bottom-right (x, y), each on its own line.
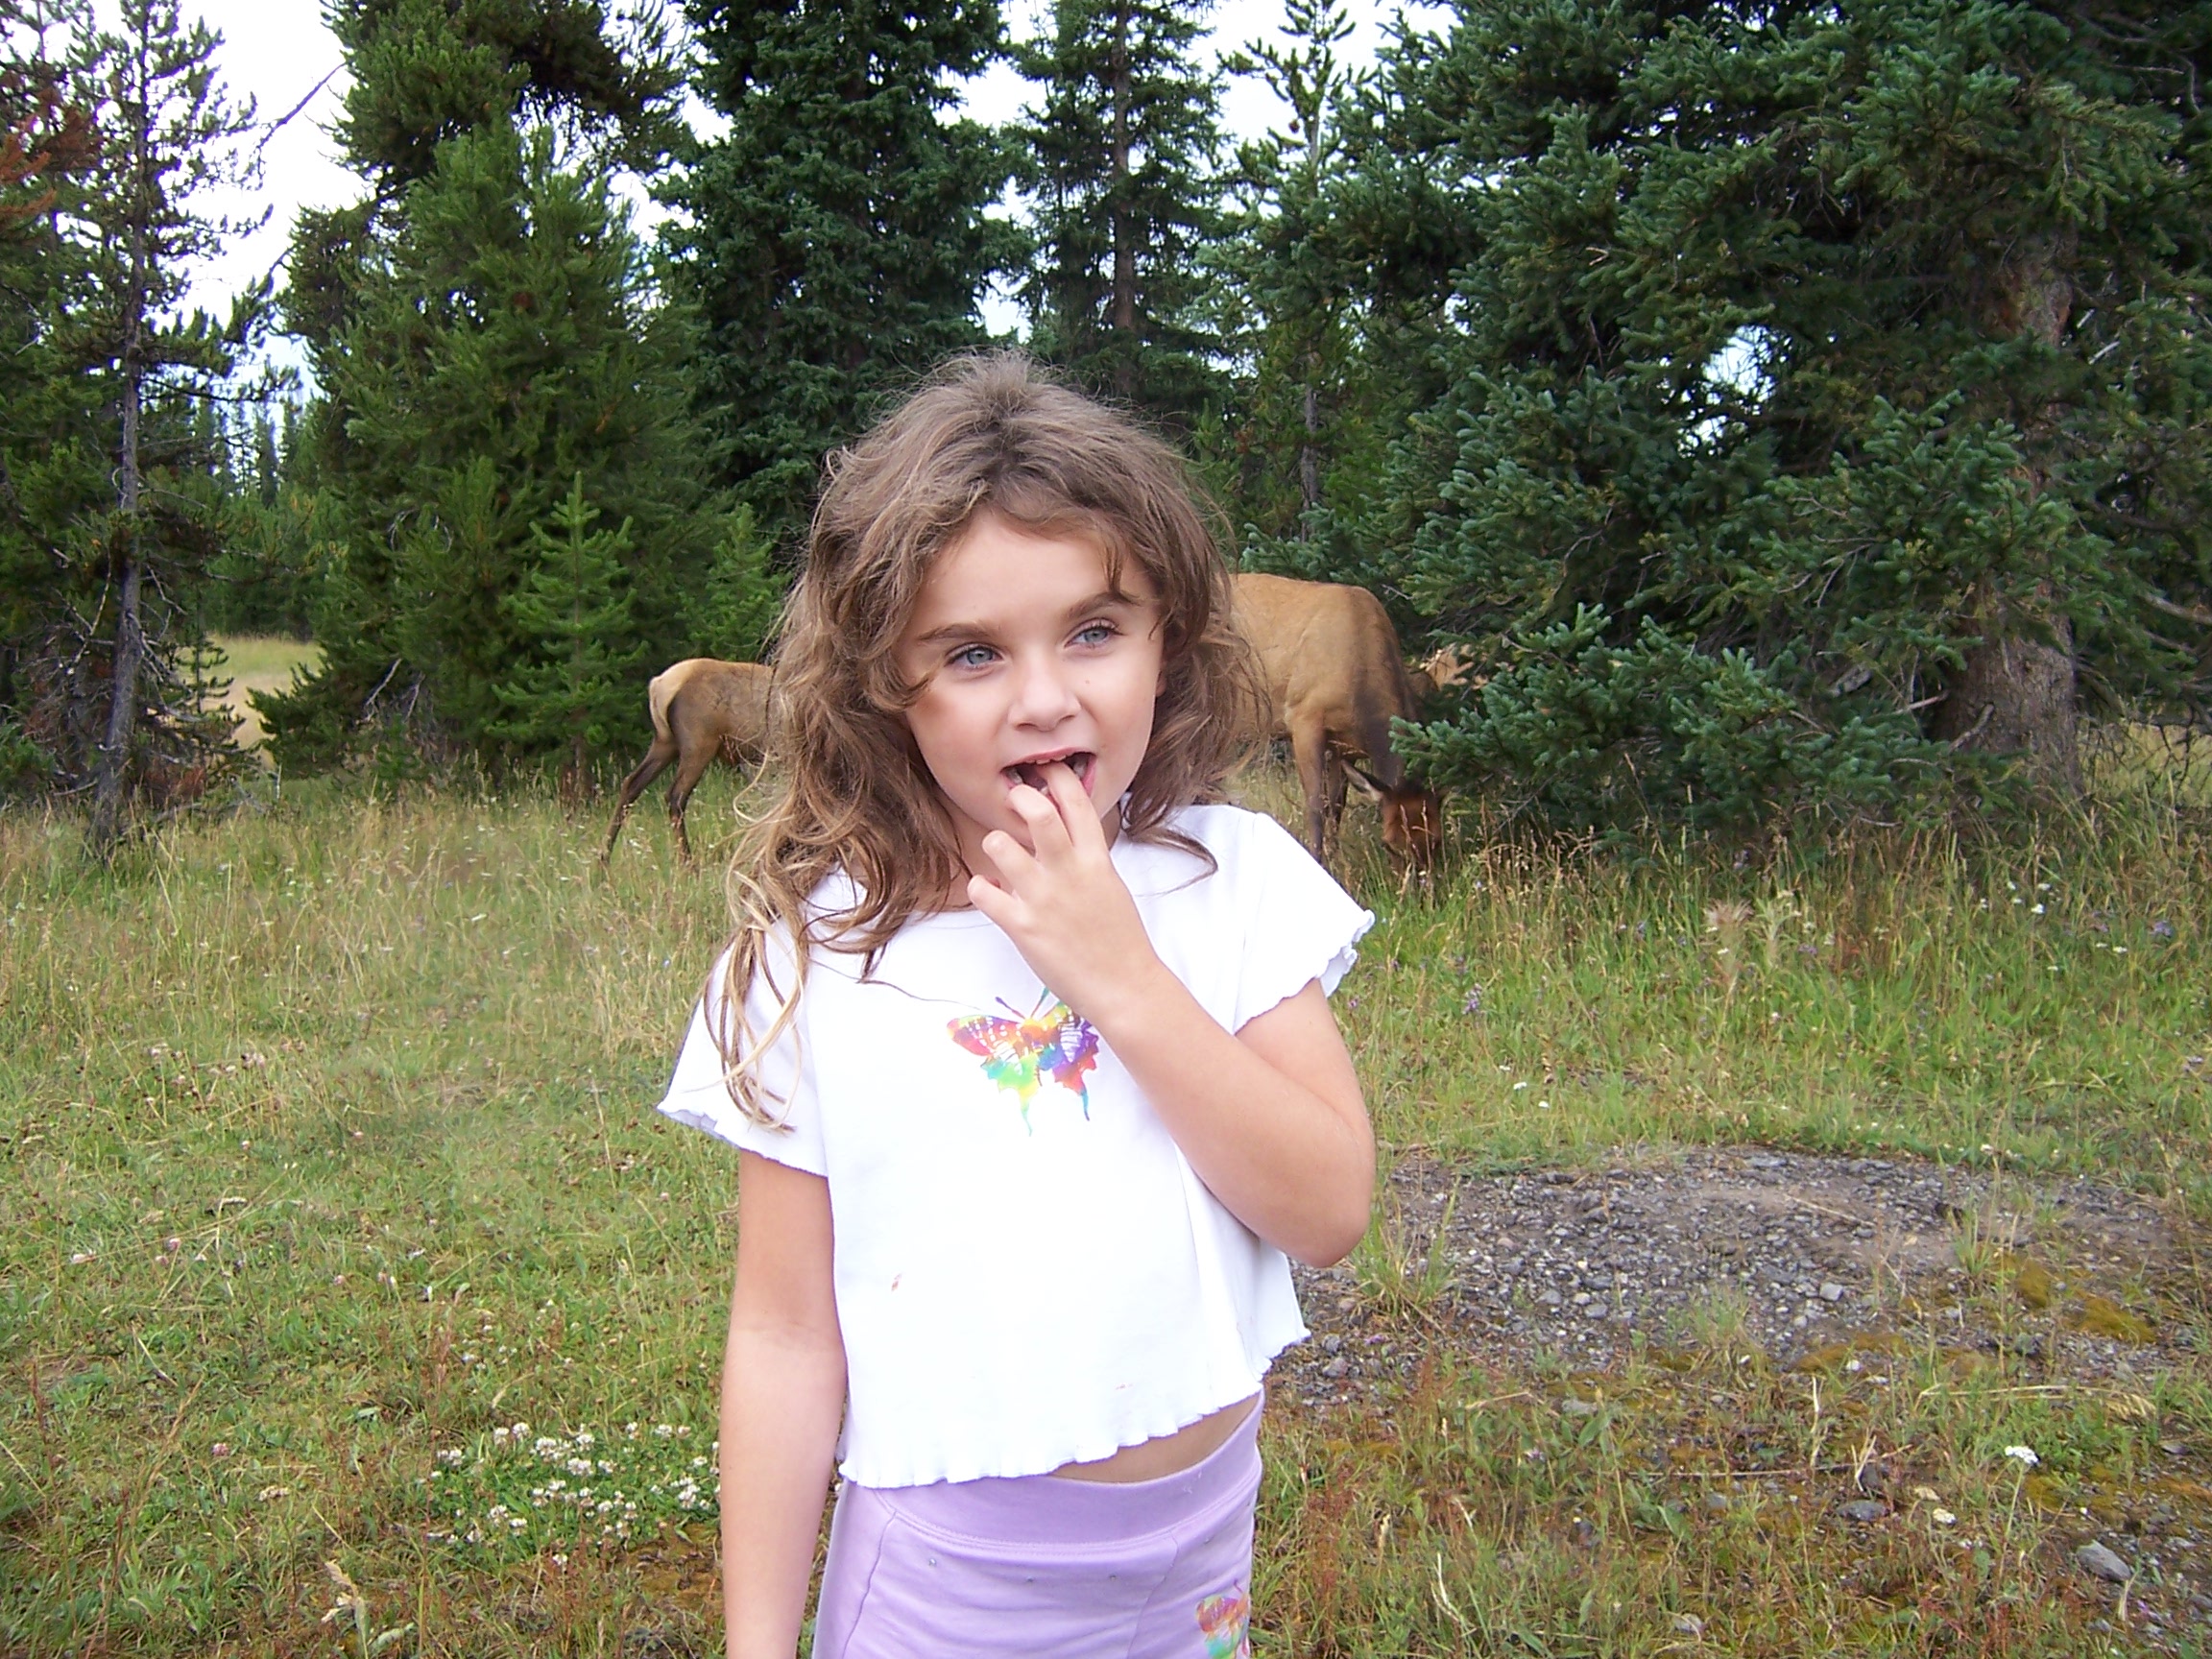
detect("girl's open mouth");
top-left (1005, 752), bottom-right (1095, 792)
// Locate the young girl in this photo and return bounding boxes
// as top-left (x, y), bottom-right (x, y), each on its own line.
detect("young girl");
top-left (657, 353), bottom-right (1376, 1658)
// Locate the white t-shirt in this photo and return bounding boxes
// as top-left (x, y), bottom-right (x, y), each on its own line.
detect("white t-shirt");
top-left (656, 803), bottom-right (1373, 1488)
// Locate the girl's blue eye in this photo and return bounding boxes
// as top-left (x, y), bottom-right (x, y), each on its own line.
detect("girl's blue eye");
top-left (950, 644), bottom-right (996, 669)
top-left (1073, 621), bottom-right (1118, 646)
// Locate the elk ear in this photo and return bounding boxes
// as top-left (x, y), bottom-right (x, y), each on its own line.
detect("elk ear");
top-left (1345, 762), bottom-right (1386, 800)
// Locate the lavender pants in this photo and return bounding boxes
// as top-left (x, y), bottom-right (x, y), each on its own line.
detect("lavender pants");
top-left (810, 1402), bottom-right (1262, 1659)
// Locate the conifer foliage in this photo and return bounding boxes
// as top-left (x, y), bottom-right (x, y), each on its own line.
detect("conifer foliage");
top-left (664, 0), bottom-right (1019, 553)
top-left (493, 473), bottom-right (644, 793)
top-left (1016, 0), bottom-right (1226, 423)
top-left (0, 0), bottom-right (268, 840)
top-left (12, 0), bottom-right (2210, 829)
top-left (263, 122), bottom-right (736, 775)
top-left (1319, 0), bottom-right (2212, 830)
top-left (1215, 0), bottom-right (1368, 543)
top-left (259, 2), bottom-right (743, 780)
top-left (325, 0), bottom-right (683, 187)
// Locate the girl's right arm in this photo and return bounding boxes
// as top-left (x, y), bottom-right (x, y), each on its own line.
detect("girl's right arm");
top-left (722, 1149), bottom-right (845, 1659)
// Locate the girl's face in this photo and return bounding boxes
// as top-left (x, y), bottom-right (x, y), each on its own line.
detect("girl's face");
top-left (894, 512), bottom-right (1166, 881)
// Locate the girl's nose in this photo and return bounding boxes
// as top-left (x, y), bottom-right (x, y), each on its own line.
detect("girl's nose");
top-left (1009, 653), bottom-right (1080, 727)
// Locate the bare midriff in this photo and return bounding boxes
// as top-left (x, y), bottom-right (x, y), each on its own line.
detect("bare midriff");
top-left (1047, 1392), bottom-right (1261, 1482)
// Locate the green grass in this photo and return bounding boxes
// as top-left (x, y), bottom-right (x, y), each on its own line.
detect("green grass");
top-left (1254, 1341), bottom-right (2212, 1656)
top-left (2, 766), bottom-right (2209, 1653)
top-left (1234, 772), bottom-right (2211, 1204)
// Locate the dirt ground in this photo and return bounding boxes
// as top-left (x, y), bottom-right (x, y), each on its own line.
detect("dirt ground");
top-left (1285, 1145), bottom-right (2195, 1402)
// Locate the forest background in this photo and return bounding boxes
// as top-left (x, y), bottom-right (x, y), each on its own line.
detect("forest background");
top-left (6, 0), bottom-right (2210, 847)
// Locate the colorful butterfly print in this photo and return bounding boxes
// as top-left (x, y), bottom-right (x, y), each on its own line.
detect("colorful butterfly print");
top-left (946, 994), bottom-right (1100, 1128)
top-left (1195, 1587), bottom-right (1252, 1659)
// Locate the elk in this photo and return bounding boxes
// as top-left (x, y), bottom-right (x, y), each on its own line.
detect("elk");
top-left (1232, 572), bottom-right (1444, 878)
top-left (600, 659), bottom-right (772, 865)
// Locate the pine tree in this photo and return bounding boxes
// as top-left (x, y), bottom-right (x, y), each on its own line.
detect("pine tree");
top-left (693, 506), bottom-right (781, 663)
top-left (1214, 0), bottom-right (1369, 543)
top-left (1015, 0), bottom-right (1227, 424)
top-left (325, 0), bottom-right (681, 188)
top-left (492, 473), bottom-right (643, 791)
top-left (0, 0), bottom-right (105, 791)
top-left (1321, 0), bottom-right (2212, 830)
top-left (30, 0), bottom-right (269, 843)
top-left (261, 120), bottom-right (730, 771)
top-left (280, 0), bottom-right (683, 420)
top-left (262, 2), bottom-right (733, 775)
top-left (666, 0), bottom-right (1019, 552)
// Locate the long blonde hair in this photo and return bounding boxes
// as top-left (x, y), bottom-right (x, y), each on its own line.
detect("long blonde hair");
top-left (714, 352), bottom-right (1256, 1121)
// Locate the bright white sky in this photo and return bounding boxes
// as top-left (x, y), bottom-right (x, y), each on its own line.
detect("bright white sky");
top-left (174, 0), bottom-right (1452, 378)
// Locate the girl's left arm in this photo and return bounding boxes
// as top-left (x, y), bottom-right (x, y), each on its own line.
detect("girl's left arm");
top-left (968, 769), bottom-right (1374, 1266)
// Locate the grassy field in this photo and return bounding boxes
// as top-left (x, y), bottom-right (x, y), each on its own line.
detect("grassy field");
top-left (3, 764), bottom-right (2210, 1654)
top-left (204, 636), bottom-right (325, 751)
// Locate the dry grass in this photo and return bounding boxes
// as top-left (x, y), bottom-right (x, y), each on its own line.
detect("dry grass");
top-left (1, 761), bottom-right (2208, 1653)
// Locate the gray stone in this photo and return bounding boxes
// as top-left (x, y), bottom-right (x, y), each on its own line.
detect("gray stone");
top-left (1559, 1399), bottom-right (1600, 1417)
top-left (1838, 1500), bottom-right (1888, 1523)
top-left (1820, 1282), bottom-right (1845, 1302)
top-left (2077, 1542), bottom-right (2133, 1584)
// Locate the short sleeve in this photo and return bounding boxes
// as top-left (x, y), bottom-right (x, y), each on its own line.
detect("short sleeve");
top-left (655, 936), bottom-right (826, 1176)
top-left (1229, 811), bottom-right (1376, 1031)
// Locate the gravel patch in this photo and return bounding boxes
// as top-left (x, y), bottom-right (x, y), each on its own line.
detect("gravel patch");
top-left (1282, 1144), bottom-right (2194, 1407)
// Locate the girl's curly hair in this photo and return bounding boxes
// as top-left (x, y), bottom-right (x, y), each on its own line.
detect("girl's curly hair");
top-left (714, 352), bottom-right (1258, 1122)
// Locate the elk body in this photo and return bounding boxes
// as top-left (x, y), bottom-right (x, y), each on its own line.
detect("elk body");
top-left (601, 659), bottom-right (772, 865)
top-left (1232, 572), bottom-right (1444, 877)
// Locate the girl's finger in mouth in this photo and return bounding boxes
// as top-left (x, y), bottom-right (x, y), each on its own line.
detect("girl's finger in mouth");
top-left (1005, 753), bottom-right (1095, 794)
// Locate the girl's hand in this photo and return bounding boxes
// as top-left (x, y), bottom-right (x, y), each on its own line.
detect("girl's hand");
top-left (966, 761), bottom-right (1172, 1030)
top-left (974, 761), bottom-right (1374, 1265)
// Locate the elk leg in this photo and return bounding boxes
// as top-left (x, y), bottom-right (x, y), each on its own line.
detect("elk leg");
top-left (1289, 715), bottom-right (1333, 864)
top-left (1321, 747), bottom-right (1348, 867)
top-left (601, 736), bottom-right (677, 864)
top-left (666, 743), bottom-right (719, 867)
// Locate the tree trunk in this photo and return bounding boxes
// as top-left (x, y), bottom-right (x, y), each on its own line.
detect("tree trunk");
top-left (89, 209), bottom-right (148, 853)
top-left (1108, 0), bottom-right (1135, 402)
top-left (1940, 237), bottom-right (2080, 792)
top-left (1934, 589), bottom-right (2080, 793)
top-left (1298, 355), bottom-right (1322, 525)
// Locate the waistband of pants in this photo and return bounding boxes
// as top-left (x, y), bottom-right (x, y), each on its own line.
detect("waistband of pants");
top-left (850, 1395), bottom-right (1262, 1548)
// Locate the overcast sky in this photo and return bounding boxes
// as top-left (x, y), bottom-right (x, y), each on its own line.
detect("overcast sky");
top-left (168, 0), bottom-right (1452, 373)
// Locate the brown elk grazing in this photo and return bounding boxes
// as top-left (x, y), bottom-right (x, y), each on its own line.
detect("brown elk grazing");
top-left (600, 659), bottom-right (772, 865)
top-left (1232, 572), bottom-right (1445, 878)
